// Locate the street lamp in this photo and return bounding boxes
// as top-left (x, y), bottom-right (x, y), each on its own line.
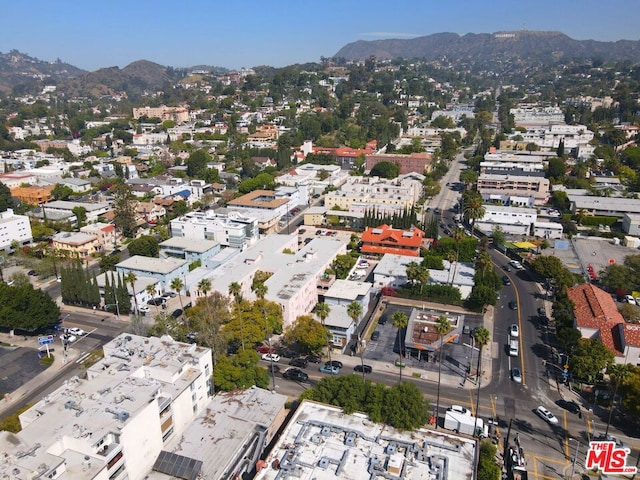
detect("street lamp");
top-left (568, 438), bottom-right (580, 479)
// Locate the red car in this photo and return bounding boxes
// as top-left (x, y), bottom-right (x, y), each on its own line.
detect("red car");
top-left (257, 345), bottom-right (274, 354)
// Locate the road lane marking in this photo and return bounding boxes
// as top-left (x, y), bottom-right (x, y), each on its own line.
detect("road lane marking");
top-left (563, 411), bottom-right (569, 460)
top-left (468, 389), bottom-right (475, 416)
top-left (509, 274), bottom-right (527, 385)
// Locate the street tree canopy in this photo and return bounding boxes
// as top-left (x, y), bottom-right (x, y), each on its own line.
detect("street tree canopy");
top-left (569, 338), bottom-right (614, 383)
top-left (213, 350), bottom-right (269, 391)
top-left (370, 161), bottom-right (400, 179)
top-left (128, 235), bottom-right (159, 258)
top-left (284, 315), bottom-right (330, 354)
top-left (0, 283), bottom-right (60, 331)
top-left (300, 376), bottom-right (430, 430)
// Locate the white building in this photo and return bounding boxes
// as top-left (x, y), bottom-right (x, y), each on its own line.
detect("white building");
top-left (170, 210), bottom-right (259, 249)
top-left (513, 124), bottom-right (594, 151)
top-left (255, 401), bottom-right (478, 480)
top-left (0, 208), bottom-right (32, 251)
top-left (373, 254), bottom-right (416, 288)
top-left (0, 334), bottom-right (213, 480)
top-left (477, 173), bottom-right (550, 205)
top-left (510, 106), bottom-right (565, 126)
top-left (116, 256), bottom-right (189, 291)
top-left (43, 200), bottom-right (111, 222)
top-left (206, 234), bottom-right (347, 327)
top-left (325, 175), bottom-right (423, 213)
top-left (475, 205), bottom-right (563, 239)
top-left (427, 261), bottom-right (475, 299)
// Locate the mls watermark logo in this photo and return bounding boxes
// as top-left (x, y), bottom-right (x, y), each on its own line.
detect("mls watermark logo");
top-left (585, 441), bottom-right (637, 475)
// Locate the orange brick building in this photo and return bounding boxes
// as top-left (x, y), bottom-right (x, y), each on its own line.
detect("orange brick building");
top-left (11, 185), bottom-right (54, 205)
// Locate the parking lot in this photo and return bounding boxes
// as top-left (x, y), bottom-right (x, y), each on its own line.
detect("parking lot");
top-left (364, 303), bottom-right (484, 379)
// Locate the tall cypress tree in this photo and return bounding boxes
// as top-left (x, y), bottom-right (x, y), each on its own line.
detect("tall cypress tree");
top-left (116, 273), bottom-right (131, 314)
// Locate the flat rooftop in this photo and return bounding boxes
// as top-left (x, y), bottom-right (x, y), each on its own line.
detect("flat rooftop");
top-left (117, 255), bottom-right (188, 275)
top-left (324, 279), bottom-right (371, 301)
top-left (160, 236), bottom-right (219, 253)
top-left (228, 190), bottom-right (289, 209)
top-left (255, 401), bottom-right (477, 480)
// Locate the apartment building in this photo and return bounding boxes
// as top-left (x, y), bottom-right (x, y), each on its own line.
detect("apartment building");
top-left (52, 231), bottom-right (102, 257)
top-left (43, 200), bottom-right (112, 222)
top-left (206, 234), bottom-right (347, 327)
top-left (0, 334), bottom-right (213, 480)
top-left (514, 124), bottom-right (594, 151)
top-left (10, 184), bottom-right (54, 204)
top-left (475, 205), bottom-right (563, 239)
top-left (510, 106), bottom-right (565, 126)
top-left (0, 208), bottom-right (32, 251)
top-left (170, 210), bottom-right (259, 249)
top-left (324, 175), bottom-right (423, 213)
top-left (132, 105), bottom-right (190, 123)
top-left (0, 172), bottom-right (37, 188)
top-left (80, 224), bottom-right (119, 252)
top-left (159, 237), bottom-right (221, 268)
top-left (360, 224), bottom-right (427, 257)
top-left (255, 401), bottom-right (478, 480)
top-left (116, 256), bottom-right (189, 291)
top-left (477, 173), bottom-right (550, 205)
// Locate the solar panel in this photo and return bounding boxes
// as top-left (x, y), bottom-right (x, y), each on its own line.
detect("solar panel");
top-left (153, 451), bottom-right (203, 480)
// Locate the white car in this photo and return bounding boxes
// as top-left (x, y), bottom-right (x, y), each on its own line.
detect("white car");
top-left (447, 405), bottom-right (471, 416)
top-left (138, 306), bottom-right (151, 314)
top-left (68, 327), bottom-right (86, 336)
top-left (509, 260), bottom-right (524, 270)
top-left (60, 333), bottom-right (77, 343)
top-left (262, 353), bottom-right (281, 362)
top-left (625, 295), bottom-right (636, 305)
top-left (535, 405), bottom-right (559, 425)
top-left (509, 324), bottom-right (519, 338)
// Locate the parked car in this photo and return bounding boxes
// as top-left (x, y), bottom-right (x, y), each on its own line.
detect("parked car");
top-left (162, 292), bottom-right (177, 298)
top-left (511, 368), bottom-right (522, 383)
top-left (508, 301), bottom-right (517, 310)
top-left (289, 357), bottom-right (308, 368)
top-left (283, 368), bottom-right (308, 381)
top-left (556, 399), bottom-right (580, 414)
top-left (502, 276), bottom-right (511, 286)
top-left (60, 333), bottom-right (77, 343)
top-left (447, 405), bottom-right (471, 416)
top-left (171, 309), bottom-right (183, 318)
top-left (509, 324), bottom-right (519, 338)
top-left (138, 306), bottom-right (151, 314)
top-left (148, 297), bottom-right (166, 306)
top-left (325, 360), bottom-right (343, 368)
top-left (261, 353), bottom-right (281, 362)
top-left (257, 345), bottom-right (274, 354)
top-left (354, 364), bottom-right (373, 374)
top-left (371, 331), bottom-right (380, 341)
top-left (320, 365), bottom-right (340, 375)
top-left (305, 355), bottom-right (322, 364)
top-left (503, 264), bottom-right (512, 272)
top-left (625, 295), bottom-right (636, 305)
top-left (537, 307), bottom-right (546, 316)
top-left (535, 405), bottom-right (559, 425)
top-left (27, 270), bottom-right (37, 276)
top-left (67, 327), bottom-right (86, 336)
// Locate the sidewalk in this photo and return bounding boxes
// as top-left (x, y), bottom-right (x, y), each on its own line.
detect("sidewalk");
top-left (0, 331), bottom-right (82, 418)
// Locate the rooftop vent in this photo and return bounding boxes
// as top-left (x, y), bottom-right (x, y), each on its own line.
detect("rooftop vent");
top-left (318, 458), bottom-right (329, 469)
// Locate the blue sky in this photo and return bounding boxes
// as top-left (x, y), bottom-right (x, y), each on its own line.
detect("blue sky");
top-left (2, 0), bottom-right (639, 71)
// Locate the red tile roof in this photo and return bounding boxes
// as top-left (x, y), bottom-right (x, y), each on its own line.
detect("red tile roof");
top-left (567, 284), bottom-right (627, 356)
top-left (360, 224), bottom-right (425, 257)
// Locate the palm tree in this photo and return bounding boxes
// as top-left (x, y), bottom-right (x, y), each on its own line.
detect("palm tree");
top-left (445, 251), bottom-right (457, 285)
top-left (125, 272), bottom-right (144, 335)
top-left (314, 302), bottom-right (331, 363)
top-left (347, 301), bottom-right (365, 380)
top-left (229, 281), bottom-right (245, 351)
top-left (463, 196), bottom-right (486, 236)
top-left (475, 252), bottom-right (493, 280)
top-left (434, 315), bottom-right (451, 429)
top-left (391, 311), bottom-right (409, 383)
top-left (170, 277), bottom-right (186, 322)
top-left (146, 284), bottom-right (160, 315)
top-left (472, 327), bottom-right (490, 436)
top-left (450, 227), bottom-right (465, 284)
top-left (197, 278), bottom-right (211, 299)
top-left (252, 282), bottom-right (267, 301)
top-left (253, 282), bottom-right (275, 390)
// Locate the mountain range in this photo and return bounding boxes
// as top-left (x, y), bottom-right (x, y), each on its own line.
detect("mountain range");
top-left (3, 31), bottom-right (640, 97)
top-left (334, 30), bottom-right (640, 64)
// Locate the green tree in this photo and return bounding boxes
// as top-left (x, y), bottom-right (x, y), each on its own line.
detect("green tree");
top-left (72, 206), bottom-right (87, 227)
top-left (477, 441), bottom-right (501, 480)
top-left (228, 281), bottom-right (245, 351)
top-left (530, 255), bottom-right (565, 280)
top-left (370, 161), bottom-right (400, 179)
top-left (212, 350), bottom-right (269, 391)
top-left (128, 235), bottom-right (159, 257)
top-left (463, 194), bottom-right (485, 235)
top-left (381, 381), bottom-right (431, 430)
top-left (619, 365), bottom-right (640, 420)
top-left (599, 263), bottom-right (631, 292)
top-left (570, 338), bottom-right (615, 383)
top-left (0, 283), bottom-right (60, 331)
top-left (434, 315), bottom-right (451, 429)
top-left (284, 314), bottom-right (330, 353)
top-left (459, 169), bottom-right (478, 189)
top-left (491, 225), bottom-right (505, 249)
top-left (51, 183), bottom-right (73, 200)
top-left (113, 183), bottom-right (137, 238)
top-left (551, 190), bottom-right (571, 211)
top-left (472, 326), bottom-right (490, 435)
top-left (186, 149), bottom-right (212, 177)
top-left (0, 182), bottom-right (14, 212)
top-left (391, 311), bottom-right (408, 382)
top-left (170, 277), bottom-right (186, 321)
top-left (332, 254), bottom-right (356, 279)
top-left (547, 157), bottom-right (567, 180)
top-left (314, 302), bottom-right (331, 361)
